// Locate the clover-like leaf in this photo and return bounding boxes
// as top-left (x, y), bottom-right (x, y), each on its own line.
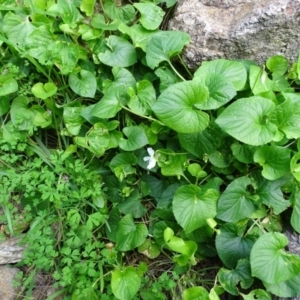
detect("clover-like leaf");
top-left (250, 232), bottom-right (300, 284)
top-left (215, 96), bottom-right (277, 146)
top-left (134, 3), bottom-right (165, 30)
top-left (119, 126), bottom-right (148, 151)
top-left (152, 80), bottom-right (209, 133)
top-left (99, 35), bottom-right (137, 67)
top-left (115, 214), bottom-right (148, 251)
top-left (254, 145), bottom-right (290, 180)
top-left (216, 223), bottom-right (255, 269)
top-left (146, 31), bottom-right (190, 69)
top-left (31, 82), bottom-right (57, 99)
top-left (194, 59), bottom-right (247, 91)
top-left (173, 185), bottom-right (219, 233)
top-left (111, 266), bottom-right (141, 300)
top-left (217, 177), bottom-right (258, 223)
top-left (69, 70), bottom-right (97, 98)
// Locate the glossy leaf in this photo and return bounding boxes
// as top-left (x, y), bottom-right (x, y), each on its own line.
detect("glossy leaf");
top-left (217, 177), bottom-right (258, 223)
top-left (146, 31), bottom-right (190, 69)
top-left (216, 223), bottom-right (255, 269)
top-left (254, 145), bottom-right (290, 180)
top-left (0, 76), bottom-right (18, 96)
top-left (215, 96), bottom-right (277, 146)
top-left (134, 3), bottom-right (165, 30)
top-left (31, 82), bottom-right (57, 99)
top-left (194, 59), bottom-right (247, 91)
top-left (80, 0), bottom-right (96, 16)
top-left (152, 80), bottom-right (209, 133)
top-left (173, 185), bottom-right (219, 233)
top-left (266, 55), bottom-right (288, 76)
top-left (250, 232), bottom-right (300, 284)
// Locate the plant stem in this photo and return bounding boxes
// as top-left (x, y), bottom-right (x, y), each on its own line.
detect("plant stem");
top-left (168, 61), bottom-right (186, 81)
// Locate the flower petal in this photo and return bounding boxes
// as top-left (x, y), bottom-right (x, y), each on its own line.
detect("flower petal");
top-left (147, 147), bottom-right (155, 157)
top-left (147, 158), bottom-right (156, 169)
top-left (143, 156), bottom-right (150, 162)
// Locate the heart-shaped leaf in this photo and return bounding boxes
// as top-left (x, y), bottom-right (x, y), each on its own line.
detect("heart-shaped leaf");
top-left (69, 70), bottom-right (96, 98)
top-left (32, 82), bottom-right (57, 99)
top-left (183, 287), bottom-right (209, 300)
top-left (152, 80), bottom-right (209, 133)
top-left (111, 266), bottom-right (141, 300)
top-left (134, 3), bottom-right (165, 30)
top-left (119, 126), bottom-right (148, 151)
top-left (250, 232), bottom-right (300, 284)
top-left (99, 35), bottom-right (137, 67)
top-left (215, 96), bottom-right (277, 146)
top-left (115, 214), bottom-right (148, 251)
top-left (194, 59), bottom-right (247, 91)
top-left (0, 76), bottom-right (18, 96)
top-left (173, 185), bottom-right (219, 233)
top-left (254, 145), bottom-right (290, 180)
top-left (146, 31), bottom-right (190, 69)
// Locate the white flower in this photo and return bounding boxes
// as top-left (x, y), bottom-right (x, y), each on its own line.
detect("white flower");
top-left (143, 147), bottom-right (156, 169)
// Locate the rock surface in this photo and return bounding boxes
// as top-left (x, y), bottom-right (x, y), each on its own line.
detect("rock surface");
top-left (168, 0), bottom-right (300, 69)
top-left (0, 236), bottom-right (25, 264)
top-left (0, 266), bottom-right (20, 300)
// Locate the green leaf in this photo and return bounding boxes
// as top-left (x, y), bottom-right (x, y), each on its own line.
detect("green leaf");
top-left (164, 227), bottom-right (197, 266)
top-left (291, 193), bottom-right (300, 233)
top-left (173, 185), bottom-right (219, 233)
top-left (194, 59), bottom-right (247, 91)
top-left (63, 106), bottom-right (85, 136)
top-left (291, 152), bottom-right (300, 181)
top-left (10, 96), bottom-right (34, 131)
top-left (103, 0), bottom-right (135, 24)
top-left (99, 36), bottom-right (137, 67)
top-left (69, 70), bottom-right (97, 98)
top-left (264, 274), bottom-right (300, 298)
top-left (250, 232), bottom-right (300, 284)
top-left (119, 126), bottom-right (148, 151)
top-left (231, 143), bottom-right (256, 164)
top-left (255, 175), bottom-right (290, 215)
top-left (218, 259), bottom-right (253, 296)
top-left (115, 214), bottom-right (148, 251)
top-left (0, 75), bottom-right (18, 96)
top-left (138, 239), bottom-right (160, 259)
top-left (80, 0), bottom-right (96, 16)
top-left (254, 145), bottom-right (290, 180)
top-left (91, 14), bottom-right (120, 30)
top-left (118, 190), bottom-right (147, 218)
top-left (57, 0), bottom-right (83, 25)
top-left (215, 96), bottom-right (277, 146)
top-left (152, 80), bottom-right (209, 133)
top-left (89, 92), bottom-right (122, 119)
top-left (127, 80), bottom-right (156, 116)
top-left (216, 224), bottom-right (255, 269)
top-left (155, 66), bottom-right (180, 92)
top-left (111, 266), bottom-right (141, 300)
top-left (270, 93), bottom-right (300, 139)
top-left (31, 82), bottom-right (57, 99)
top-left (133, 3), bottom-right (165, 30)
top-left (157, 150), bottom-right (187, 177)
top-left (266, 55), bottom-right (288, 76)
top-left (217, 177), bottom-right (258, 223)
top-left (103, 66), bottom-right (136, 95)
top-left (249, 65), bottom-right (274, 95)
top-left (146, 31), bottom-right (190, 69)
top-left (193, 74), bottom-right (236, 110)
top-left (179, 125), bottom-right (222, 159)
top-left (2, 12), bottom-right (35, 50)
top-left (0, 96), bottom-right (10, 116)
top-left (241, 289), bottom-right (271, 300)
top-left (118, 23), bottom-right (157, 51)
top-left (183, 287), bottom-right (209, 300)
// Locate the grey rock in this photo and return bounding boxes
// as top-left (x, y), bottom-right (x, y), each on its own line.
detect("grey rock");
top-left (0, 236), bottom-right (25, 264)
top-left (0, 266), bottom-right (20, 300)
top-left (168, 0), bottom-right (300, 70)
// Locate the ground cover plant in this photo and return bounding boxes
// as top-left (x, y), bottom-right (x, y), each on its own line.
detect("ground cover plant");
top-left (2, 0), bottom-right (300, 299)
